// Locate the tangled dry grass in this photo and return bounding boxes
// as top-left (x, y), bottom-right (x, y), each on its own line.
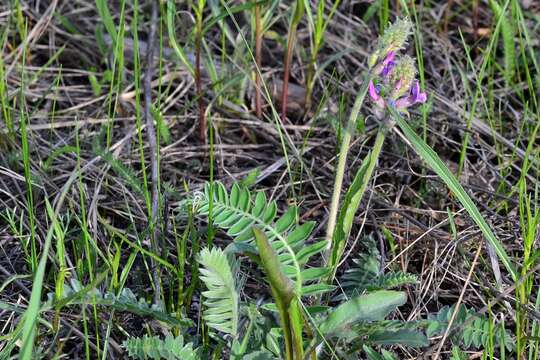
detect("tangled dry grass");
top-left (1, 1), bottom-right (540, 358)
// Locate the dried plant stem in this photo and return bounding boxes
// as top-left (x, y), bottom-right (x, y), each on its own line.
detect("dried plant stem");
top-left (280, 29), bottom-right (297, 123)
top-left (144, 0), bottom-right (161, 304)
top-left (254, 2), bottom-right (262, 118)
top-left (195, 7), bottom-right (206, 143)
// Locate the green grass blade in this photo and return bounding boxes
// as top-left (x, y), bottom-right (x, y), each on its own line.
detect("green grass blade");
top-left (19, 199), bottom-right (57, 360)
top-left (95, 0), bottom-right (117, 41)
top-left (166, 0), bottom-right (195, 76)
top-left (489, 0), bottom-right (515, 84)
top-left (390, 107), bottom-right (517, 281)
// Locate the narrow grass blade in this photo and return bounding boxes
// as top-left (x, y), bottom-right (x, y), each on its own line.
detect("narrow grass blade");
top-left (488, 0), bottom-right (515, 84)
top-left (19, 199), bottom-right (57, 360)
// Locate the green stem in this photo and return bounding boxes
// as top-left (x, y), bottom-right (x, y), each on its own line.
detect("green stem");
top-left (289, 298), bottom-right (304, 359)
top-left (254, 227), bottom-right (298, 359)
top-left (272, 286), bottom-right (294, 360)
top-left (327, 127), bottom-right (386, 284)
top-left (324, 73), bottom-right (372, 257)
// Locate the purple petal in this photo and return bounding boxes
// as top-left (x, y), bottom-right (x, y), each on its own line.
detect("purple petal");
top-left (415, 91), bottom-right (427, 104)
top-left (412, 82), bottom-right (427, 104)
top-left (411, 81), bottom-right (420, 98)
top-left (373, 52), bottom-right (397, 76)
top-left (368, 81), bottom-right (380, 101)
top-left (382, 61), bottom-right (396, 77)
top-left (383, 51), bottom-right (396, 66)
top-left (394, 97), bottom-right (411, 109)
top-left (393, 79), bottom-right (403, 94)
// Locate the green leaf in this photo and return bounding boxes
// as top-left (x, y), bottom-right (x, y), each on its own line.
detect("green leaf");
top-left (295, 240), bottom-right (326, 264)
top-left (166, 0), bottom-right (195, 76)
top-left (489, 0), bottom-right (515, 84)
top-left (95, 0), bottom-right (117, 41)
top-left (151, 105), bottom-right (171, 145)
top-left (300, 284), bottom-right (336, 296)
top-left (427, 304), bottom-right (513, 351)
top-left (198, 247), bottom-right (239, 337)
top-left (319, 290), bottom-right (407, 336)
top-left (450, 346), bottom-right (468, 360)
top-left (123, 334), bottom-right (199, 360)
top-left (19, 199), bottom-right (57, 360)
top-left (300, 267), bottom-right (331, 281)
top-left (196, 182), bottom-right (327, 294)
top-left (363, 345), bottom-right (397, 360)
top-left (391, 108), bottom-right (517, 280)
top-left (240, 168), bottom-right (261, 187)
top-left (50, 280), bottom-right (193, 328)
top-left (242, 351), bottom-right (278, 360)
top-left (368, 329), bottom-right (429, 347)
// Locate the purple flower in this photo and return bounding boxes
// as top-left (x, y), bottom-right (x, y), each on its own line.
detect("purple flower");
top-left (368, 80), bottom-right (379, 100)
top-left (368, 81), bottom-right (385, 109)
top-left (382, 51), bottom-right (395, 66)
top-left (381, 60), bottom-right (396, 77)
top-left (380, 51), bottom-right (396, 77)
top-left (373, 51), bottom-right (396, 77)
top-left (395, 81), bottom-right (427, 110)
top-left (411, 81), bottom-right (427, 103)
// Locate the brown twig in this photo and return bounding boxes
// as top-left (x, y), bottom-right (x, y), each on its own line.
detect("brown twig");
top-left (195, 6), bottom-right (206, 143)
top-left (254, 2), bottom-right (263, 118)
top-left (144, 0), bottom-right (161, 305)
top-left (433, 244), bottom-right (483, 359)
top-left (280, 29), bottom-right (297, 123)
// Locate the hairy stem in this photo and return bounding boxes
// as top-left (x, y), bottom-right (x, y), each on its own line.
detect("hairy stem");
top-left (324, 73), bottom-right (372, 256)
top-left (327, 127), bottom-right (386, 284)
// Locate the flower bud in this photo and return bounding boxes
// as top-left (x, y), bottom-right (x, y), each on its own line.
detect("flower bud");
top-left (369, 18), bottom-right (412, 68)
top-left (389, 55), bottom-right (416, 99)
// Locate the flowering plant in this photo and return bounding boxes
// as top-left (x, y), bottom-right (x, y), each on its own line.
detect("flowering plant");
top-left (326, 17), bottom-right (514, 296)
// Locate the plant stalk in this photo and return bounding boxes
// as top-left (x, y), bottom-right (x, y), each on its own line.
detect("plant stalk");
top-left (327, 127), bottom-right (386, 284)
top-left (324, 73), bottom-right (372, 257)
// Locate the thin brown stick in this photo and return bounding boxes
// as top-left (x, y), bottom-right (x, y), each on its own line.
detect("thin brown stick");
top-left (254, 2), bottom-right (263, 118)
top-left (195, 8), bottom-right (206, 143)
top-left (144, 0), bottom-right (161, 304)
top-left (443, 0), bottom-right (454, 34)
top-left (280, 29), bottom-right (296, 123)
top-left (433, 244), bottom-right (483, 359)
